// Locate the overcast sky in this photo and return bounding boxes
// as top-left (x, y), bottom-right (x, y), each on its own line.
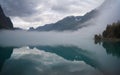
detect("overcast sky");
top-left (0, 0), bottom-right (104, 29)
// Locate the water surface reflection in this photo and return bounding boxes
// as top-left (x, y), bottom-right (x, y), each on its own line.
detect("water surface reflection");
top-left (0, 47), bottom-right (102, 75)
top-left (0, 41), bottom-right (120, 75)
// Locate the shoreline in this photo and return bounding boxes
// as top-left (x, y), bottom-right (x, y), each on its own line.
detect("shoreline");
top-left (102, 38), bottom-right (120, 42)
top-left (94, 37), bottom-right (120, 43)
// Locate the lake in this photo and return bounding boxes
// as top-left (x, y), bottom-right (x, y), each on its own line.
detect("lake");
top-left (0, 40), bottom-right (120, 75)
top-left (0, 31), bottom-right (120, 75)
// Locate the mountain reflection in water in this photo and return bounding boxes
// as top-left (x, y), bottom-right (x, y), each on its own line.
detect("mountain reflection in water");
top-left (0, 46), bottom-right (102, 75)
top-left (0, 41), bottom-right (120, 75)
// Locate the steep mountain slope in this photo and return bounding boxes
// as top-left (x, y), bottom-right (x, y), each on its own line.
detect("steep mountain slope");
top-left (32, 10), bottom-right (98, 31)
top-left (0, 5), bottom-right (13, 29)
top-left (36, 16), bottom-right (82, 31)
top-left (32, 0), bottom-right (120, 32)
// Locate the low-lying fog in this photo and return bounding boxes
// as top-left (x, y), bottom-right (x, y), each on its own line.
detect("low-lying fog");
top-left (0, 0), bottom-right (120, 47)
top-left (0, 30), bottom-right (94, 47)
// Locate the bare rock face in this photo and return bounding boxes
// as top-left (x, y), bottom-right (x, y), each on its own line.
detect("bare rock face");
top-left (0, 5), bottom-right (13, 29)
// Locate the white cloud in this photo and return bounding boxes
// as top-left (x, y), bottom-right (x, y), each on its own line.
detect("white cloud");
top-left (0, 0), bottom-right (104, 29)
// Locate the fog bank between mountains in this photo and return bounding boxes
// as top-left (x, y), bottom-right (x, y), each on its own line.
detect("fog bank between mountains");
top-left (0, 0), bottom-right (120, 47)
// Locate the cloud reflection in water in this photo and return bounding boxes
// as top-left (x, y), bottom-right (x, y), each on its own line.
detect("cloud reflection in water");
top-left (0, 47), bottom-right (102, 75)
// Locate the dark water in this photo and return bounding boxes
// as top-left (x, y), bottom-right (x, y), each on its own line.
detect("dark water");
top-left (0, 41), bottom-right (120, 75)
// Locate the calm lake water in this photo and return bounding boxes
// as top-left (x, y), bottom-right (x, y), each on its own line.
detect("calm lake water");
top-left (0, 38), bottom-right (120, 75)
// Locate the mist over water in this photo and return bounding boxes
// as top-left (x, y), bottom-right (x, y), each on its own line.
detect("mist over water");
top-left (0, 30), bottom-right (96, 51)
top-left (0, 0), bottom-right (120, 47)
top-left (0, 1), bottom-right (120, 75)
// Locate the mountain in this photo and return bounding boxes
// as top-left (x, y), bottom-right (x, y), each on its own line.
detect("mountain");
top-left (30, 0), bottom-right (120, 31)
top-left (30, 10), bottom-right (98, 31)
top-left (0, 5), bottom-right (13, 30)
top-left (35, 16), bottom-right (82, 31)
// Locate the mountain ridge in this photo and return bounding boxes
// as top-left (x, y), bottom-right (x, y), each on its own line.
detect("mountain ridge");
top-left (0, 5), bottom-right (14, 30)
top-left (29, 9), bottom-right (98, 31)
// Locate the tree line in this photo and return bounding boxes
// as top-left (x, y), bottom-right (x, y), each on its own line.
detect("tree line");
top-left (94, 21), bottom-right (120, 43)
